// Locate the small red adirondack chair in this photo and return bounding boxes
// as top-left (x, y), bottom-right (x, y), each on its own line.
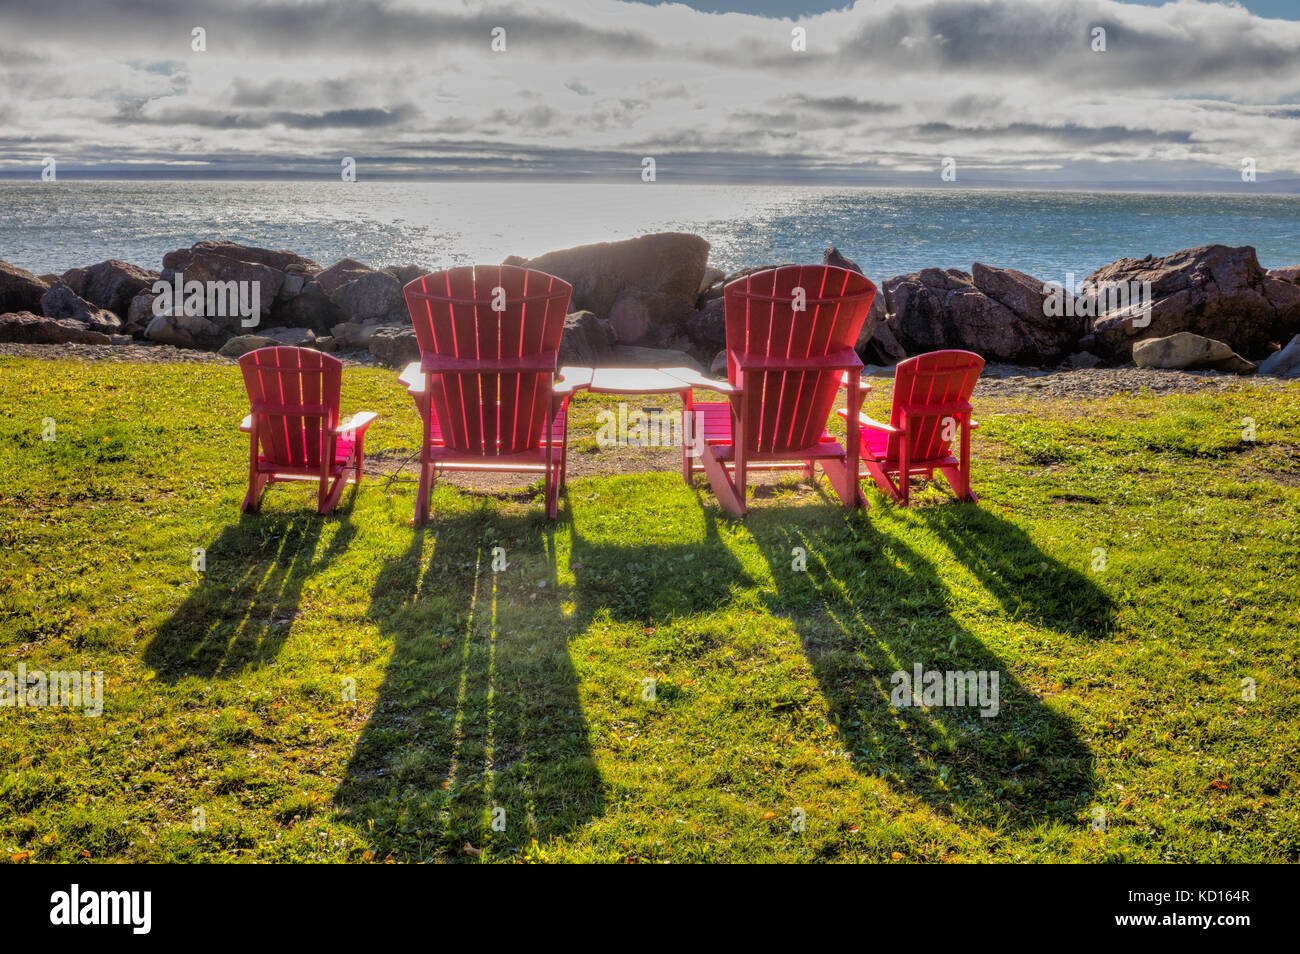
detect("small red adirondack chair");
top-left (401, 265), bottom-right (578, 523)
top-left (238, 346), bottom-right (377, 514)
top-left (685, 265), bottom-right (878, 517)
top-left (838, 349), bottom-right (984, 506)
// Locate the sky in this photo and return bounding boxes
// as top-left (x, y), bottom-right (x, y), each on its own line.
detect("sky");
top-left (1, 0), bottom-right (1299, 188)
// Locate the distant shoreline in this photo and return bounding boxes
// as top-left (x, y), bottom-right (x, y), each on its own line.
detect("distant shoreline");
top-left (2, 177), bottom-right (1299, 197)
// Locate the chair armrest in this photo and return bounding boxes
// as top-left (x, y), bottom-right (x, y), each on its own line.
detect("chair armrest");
top-left (665, 367), bottom-right (740, 395)
top-left (730, 347), bottom-right (863, 374)
top-left (838, 408), bottom-right (902, 435)
top-left (554, 366), bottom-right (594, 397)
top-left (334, 411), bottom-right (378, 436)
top-left (398, 361), bottom-right (425, 394)
top-left (239, 414), bottom-right (253, 433)
top-left (838, 370), bottom-right (873, 395)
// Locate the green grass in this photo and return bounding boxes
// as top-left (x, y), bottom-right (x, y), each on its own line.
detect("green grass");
top-left (1, 357), bottom-right (1298, 863)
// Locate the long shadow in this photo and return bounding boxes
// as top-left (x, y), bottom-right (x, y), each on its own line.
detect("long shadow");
top-left (566, 494), bottom-right (755, 628)
top-left (745, 504), bottom-right (1109, 827)
top-left (144, 509), bottom-right (356, 682)
top-left (917, 504), bottom-right (1115, 636)
top-left (336, 507), bottom-right (602, 862)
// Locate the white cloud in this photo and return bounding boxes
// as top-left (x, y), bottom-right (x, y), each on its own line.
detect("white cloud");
top-left (0, 0), bottom-right (1297, 183)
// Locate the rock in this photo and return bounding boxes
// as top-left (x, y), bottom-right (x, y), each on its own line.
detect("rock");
top-left (971, 263), bottom-right (1082, 361)
top-left (270, 279), bottom-right (340, 333)
top-left (143, 310), bottom-right (227, 349)
top-left (698, 267), bottom-right (725, 297)
top-left (709, 350), bottom-right (727, 375)
top-left (0, 260), bottom-right (50, 315)
top-left (1267, 265), bottom-right (1300, 285)
top-left (520, 233), bottom-right (710, 347)
top-left (317, 259), bottom-right (403, 323)
top-left (161, 241), bottom-right (318, 325)
top-left (125, 292), bottom-right (159, 337)
top-left (1258, 334), bottom-right (1300, 378)
top-left (885, 267), bottom-right (1073, 364)
top-left (367, 326), bottom-right (420, 366)
top-left (258, 326), bottom-right (317, 347)
top-left (39, 283), bottom-right (122, 334)
top-left (683, 297), bottom-right (726, 353)
top-left (1132, 332), bottom-right (1256, 373)
top-left (861, 319), bottom-right (907, 365)
top-left (61, 259), bottom-right (158, 317)
top-left (824, 246), bottom-right (862, 275)
top-left (314, 336), bottom-right (337, 353)
top-left (609, 344), bottom-right (708, 375)
top-left (821, 247), bottom-right (885, 352)
top-left (698, 263), bottom-right (796, 305)
top-left (218, 335), bottom-right (280, 358)
top-left (387, 265), bottom-right (431, 287)
top-left (0, 311), bottom-right (112, 345)
top-left (110, 335), bottom-right (133, 346)
top-left (1067, 351), bottom-right (1101, 369)
top-left (559, 310), bottom-right (614, 366)
top-left (1086, 245), bottom-right (1300, 361)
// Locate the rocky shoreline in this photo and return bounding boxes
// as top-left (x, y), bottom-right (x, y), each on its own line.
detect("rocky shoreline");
top-left (2, 233), bottom-right (1299, 380)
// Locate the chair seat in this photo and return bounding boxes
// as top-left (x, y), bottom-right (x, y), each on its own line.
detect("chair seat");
top-left (689, 401), bottom-right (837, 457)
top-left (425, 405), bottom-right (568, 454)
top-left (853, 423), bottom-right (957, 471)
top-left (257, 435), bottom-right (356, 475)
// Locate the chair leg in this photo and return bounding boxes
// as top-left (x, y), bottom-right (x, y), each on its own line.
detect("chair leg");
top-left (699, 444), bottom-right (745, 517)
top-left (241, 472), bottom-right (267, 513)
top-left (353, 434), bottom-right (366, 485)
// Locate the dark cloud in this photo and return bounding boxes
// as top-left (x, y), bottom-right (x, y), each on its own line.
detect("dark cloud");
top-left (914, 121), bottom-right (1196, 146)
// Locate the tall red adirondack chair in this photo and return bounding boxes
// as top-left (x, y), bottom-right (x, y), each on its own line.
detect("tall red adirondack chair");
top-left (685, 265), bottom-right (878, 517)
top-left (401, 265), bottom-right (577, 523)
top-left (238, 347), bottom-right (377, 514)
top-left (838, 349), bottom-right (984, 506)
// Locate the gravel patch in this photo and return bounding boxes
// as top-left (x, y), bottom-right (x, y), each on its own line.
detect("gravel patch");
top-left (0, 342), bottom-right (1292, 399)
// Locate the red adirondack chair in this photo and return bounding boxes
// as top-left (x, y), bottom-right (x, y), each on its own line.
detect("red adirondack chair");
top-left (401, 265), bottom-right (578, 523)
top-left (238, 346), bottom-right (377, 514)
top-left (838, 349), bottom-right (984, 506)
top-left (685, 265), bottom-right (878, 517)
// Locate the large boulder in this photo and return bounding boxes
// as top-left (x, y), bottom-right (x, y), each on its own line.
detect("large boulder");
top-left (60, 260), bottom-right (158, 317)
top-left (0, 311), bottom-right (112, 345)
top-left (143, 310), bottom-right (227, 349)
top-left (1257, 334), bottom-right (1300, 378)
top-left (682, 296), bottom-right (726, 354)
top-left (367, 326), bottom-right (420, 367)
top-left (1132, 332), bottom-right (1255, 373)
top-left (518, 233), bottom-right (710, 347)
top-left (161, 241), bottom-right (320, 327)
top-left (1085, 245), bottom-right (1300, 361)
top-left (217, 335), bottom-right (280, 358)
top-left (40, 283), bottom-right (122, 334)
top-left (970, 263), bottom-right (1082, 362)
top-left (822, 247), bottom-right (886, 353)
top-left (0, 261), bottom-right (50, 315)
top-left (270, 278), bottom-right (341, 333)
top-left (1267, 265), bottom-right (1300, 285)
top-left (317, 259), bottom-right (404, 324)
top-left (884, 267), bottom-right (1075, 364)
top-left (558, 310), bottom-right (615, 366)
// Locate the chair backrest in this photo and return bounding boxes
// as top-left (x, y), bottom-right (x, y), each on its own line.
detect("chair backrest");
top-left (724, 265), bottom-right (877, 455)
top-left (239, 347), bottom-right (342, 468)
top-left (403, 265), bottom-right (572, 456)
top-left (887, 349), bottom-right (984, 462)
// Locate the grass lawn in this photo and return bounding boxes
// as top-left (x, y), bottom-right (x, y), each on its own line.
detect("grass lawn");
top-left (1, 356), bottom-right (1298, 863)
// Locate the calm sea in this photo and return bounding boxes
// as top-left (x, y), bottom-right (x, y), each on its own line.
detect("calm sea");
top-left (2, 181), bottom-right (1298, 283)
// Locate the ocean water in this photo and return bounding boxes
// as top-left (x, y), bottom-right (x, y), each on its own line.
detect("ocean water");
top-left (2, 181), bottom-right (1298, 284)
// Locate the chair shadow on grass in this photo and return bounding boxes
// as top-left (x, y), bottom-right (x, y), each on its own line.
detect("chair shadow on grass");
top-left (565, 494), bottom-right (756, 628)
top-left (144, 507), bottom-right (357, 682)
top-left (335, 507), bottom-right (603, 862)
top-left (744, 501), bottom-right (1111, 828)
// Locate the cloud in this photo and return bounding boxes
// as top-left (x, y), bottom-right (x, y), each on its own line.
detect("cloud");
top-left (0, 0), bottom-right (1297, 183)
